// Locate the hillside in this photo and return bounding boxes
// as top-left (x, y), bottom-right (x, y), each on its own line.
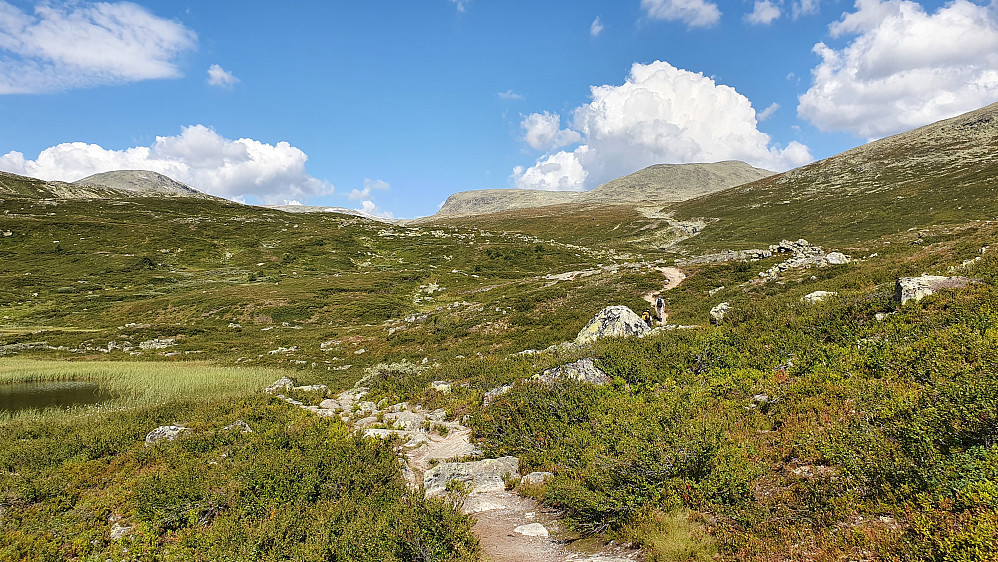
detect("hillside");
top-left (0, 170), bottom-right (122, 199)
top-left (73, 170), bottom-right (211, 198)
top-left (673, 101), bottom-right (998, 250)
top-left (434, 160), bottom-right (773, 217)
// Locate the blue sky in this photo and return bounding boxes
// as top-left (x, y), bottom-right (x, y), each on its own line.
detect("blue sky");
top-left (1, 0), bottom-right (997, 218)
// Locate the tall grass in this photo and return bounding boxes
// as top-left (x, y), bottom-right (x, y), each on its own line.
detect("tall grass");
top-left (0, 358), bottom-right (283, 407)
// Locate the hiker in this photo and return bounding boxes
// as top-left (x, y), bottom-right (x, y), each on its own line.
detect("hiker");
top-left (642, 310), bottom-right (652, 327)
top-left (656, 296), bottom-right (666, 324)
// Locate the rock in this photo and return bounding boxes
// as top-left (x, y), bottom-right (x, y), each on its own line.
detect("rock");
top-left (109, 522), bottom-right (133, 540)
top-left (318, 398), bottom-right (339, 409)
top-left (513, 523), bottom-right (549, 537)
top-left (144, 425), bottom-right (187, 445)
top-left (265, 376), bottom-right (297, 393)
top-left (751, 394), bottom-right (770, 405)
top-left (223, 420), bottom-right (252, 433)
top-left (710, 302), bottom-right (731, 324)
top-left (293, 384), bottom-right (327, 392)
top-left (896, 275), bottom-right (976, 304)
top-left (482, 383), bottom-right (513, 407)
top-left (534, 358), bottom-right (611, 385)
top-left (575, 305), bottom-right (649, 345)
top-left (520, 471), bottom-right (554, 485)
top-left (431, 380), bottom-right (452, 394)
top-left (384, 410), bottom-right (426, 431)
top-left (139, 338), bottom-right (176, 350)
top-left (802, 290), bottom-right (837, 304)
top-left (825, 252), bottom-right (850, 265)
top-left (424, 456), bottom-right (519, 497)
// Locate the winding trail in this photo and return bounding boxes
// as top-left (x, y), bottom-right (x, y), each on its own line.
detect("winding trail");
top-left (641, 266), bottom-right (687, 321)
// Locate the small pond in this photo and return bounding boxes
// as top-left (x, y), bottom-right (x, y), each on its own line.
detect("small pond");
top-left (0, 381), bottom-right (112, 413)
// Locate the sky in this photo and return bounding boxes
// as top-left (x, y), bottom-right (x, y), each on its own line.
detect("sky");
top-left (1, 0), bottom-right (997, 218)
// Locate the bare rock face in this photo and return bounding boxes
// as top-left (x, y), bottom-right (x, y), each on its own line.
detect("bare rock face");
top-left (424, 456), bottom-right (519, 497)
top-left (534, 358), bottom-right (611, 385)
top-left (575, 306), bottom-right (649, 345)
top-left (896, 275), bottom-right (976, 304)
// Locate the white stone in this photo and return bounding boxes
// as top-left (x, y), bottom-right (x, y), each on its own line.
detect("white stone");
top-left (514, 523), bottom-right (549, 537)
top-left (803, 290), bottom-right (837, 304)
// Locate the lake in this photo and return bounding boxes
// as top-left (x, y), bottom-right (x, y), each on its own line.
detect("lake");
top-left (0, 381), bottom-right (112, 413)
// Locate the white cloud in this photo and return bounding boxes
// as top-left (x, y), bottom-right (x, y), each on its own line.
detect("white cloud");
top-left (348, 178), bottom-right (390, 200)
top-left (0, 1), bottom-right (196, 94)
top-left (513, 61), bottom-right (811, 191)
top-left (284, 200), bottom-right (302, 206)
top-left (450, 0), bottom-right (469, 13)
top-left (590, 16), bottom-right (604, 37)
top-left (791, 0), bottom-right (820, 18)
top-left (521, 111), bottom-right (583, 151)
top-left (641, 0), bottom-right (721, 28)
top-left (0, 125), bottom-right (333, 204)
top-left (746, 1), bottom-right (781, 25)
top-left (758, 102), bottom-right (780, 121)
top-left (206, 64), bottom-right (238, 88)
top-left (357, 200), bottom-right (394, 219)
top-left (498, 89), bottom-right (524, 100)
top-left (798, 0), bottom-right (998, 139)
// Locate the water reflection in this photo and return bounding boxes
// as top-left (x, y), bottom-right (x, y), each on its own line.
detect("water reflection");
top-left (0, 381), bottom-right (112, 413)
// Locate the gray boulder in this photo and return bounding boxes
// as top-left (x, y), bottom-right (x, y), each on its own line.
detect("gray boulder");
top-left (802, 290), bottom-right (837, 304)
top-left (575, 305), bottom-right (649, 345)
top-left (520, 471), bottom-right (555, 485)
top-left (144, 425), bottom-right (187, 446)
top-left (534, 358), bottom-right (611, 385)
top-left (896, 275), bottom-right (976, 304)
top-left (424, 456), bottom-right (519, 497)
top-left (482, 383), bottom-right (513, 407)
top-left (710, 302), bottom-right (732, 324)
top-left (265, 376), bottom-right (296, 393)
top-left (825, 252), bottom-right (850, 265)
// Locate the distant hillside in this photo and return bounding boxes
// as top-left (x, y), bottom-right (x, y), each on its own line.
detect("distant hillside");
top-left (73, 170), bottom-right (210, 198)
top-left (0, 170), bottom-right (121, 199)
top-left (674, 100), bottom-right (998, 249)
top-left (434, 160), bottom-right (774, 217)
top-left (262, 204), bottom-right (402, 223)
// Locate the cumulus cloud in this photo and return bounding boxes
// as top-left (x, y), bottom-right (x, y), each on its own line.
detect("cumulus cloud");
top-left (792, 0), bottom-right (821, 18)
top-left (498, 89), bottom-right (524, 100)
top-left (0, 1), bottom-right (196, 94)
top-left (641, 0), bottom-right (721, 28)
top-left (513, 60), bottom-right (811, 191)
top-left (0, 125), bottom-right (333, 204)
top-left (357, 200), bottom-right (394, 219)
top-left (798, 0), bottom-right (998, 138)
top-left (206, 64), bottom-right (238, 88)
top-left (348, 178), bottom-right (390, 200)
top-left (521, 111), bottom-right (582, 151)
top-left (746, 0), bottom-right (781, 25)
top-left (449, 0), bottom-right (469, 13)
top-left (590, 16), bottom-right (604, 37)
top-left (758, 102), bottom-right (780, 121)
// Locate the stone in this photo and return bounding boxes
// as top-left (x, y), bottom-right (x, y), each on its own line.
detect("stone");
top-left (109, 522), bottom-right (133, 540)
top-left (825, 252), bottom-right (850, 265)
top-left (710, 302), bottom-right (731, 324)
top-left (384, 410), bottom-right (425, 431)
top-left (424, 456), bottom-right (519, 497)
top-left (896, 275), bottom-right (976, 304)
top-left (431, 380), bottom-right (452, 393)
top-left (144, 425), bottom-right (187, 446)
top-left (223, 420), bottom-right (252, 433)
top-left (482, 383), bottom-right (513, 407)
top-left (534, 358), bottom-right (611, 385)
top-left (802, 290), bottom-right (837, 304)
top-left (513, 523), bottom-right (549, 537)
top-left (520, 471), bottom-right (554, 485)
top-left (265, 376), bottom-right (296, 393)
top-left (575, 305), bottom-right (649, 345)
top-left (139, 338), bottom-right (176, 350)
top-left (293, 384), bottom-right (327, 392)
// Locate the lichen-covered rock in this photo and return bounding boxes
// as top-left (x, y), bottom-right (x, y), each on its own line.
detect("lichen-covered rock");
top-left (520, 471), bottom-right (554, 485)
top-left (424, 456), bottom-right (519, 497)
top-left (223, 420), bottom-right (252, 433)
top-left (514, 523), bottom-right (549, 537)
top-left (575, 305), bottom-right (648, 345)
top-left (710, 302), bottom-right (731, 324)
top-left (895, 275), bottom-right (976, 304)
top-left (534, 358), bottom-right (611, 385)
top-left (825, 252), bottom-right (850, 265)
top-left (803, 290), bottom-right (837, 304)
top-left (144, 425), bottom-right (187, 446)
top-left (482, 383), bottom-right (513, 407)
top-left (265, 376), bottom-right (296, 393)
top-left (431, 381), bottom-right (452, 394)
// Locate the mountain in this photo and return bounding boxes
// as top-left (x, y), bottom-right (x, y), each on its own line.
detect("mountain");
top-left (673, 100), bottom-right (998, 249)
top-left (73, 170), bottom-right (210, 198)
top-left (261, 204), bottom-right (403, 223)
top-left (434, 160), bottom-right (774, 217)
top-left (0, 170), bottom-right (121, 199)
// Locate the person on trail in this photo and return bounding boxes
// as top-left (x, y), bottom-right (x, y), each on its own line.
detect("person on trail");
top-left (642, 310), bottom-right (652, 328)
top-left (656, 296), bottom-right (666, 324)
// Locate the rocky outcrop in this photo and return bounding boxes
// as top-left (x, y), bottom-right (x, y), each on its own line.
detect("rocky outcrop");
top-left (710, 302), bottom-right (731, 324)
top-left (533, 358), bottom-right (611, 385)
top-left (575, 306), bottom-right (649, 345)
top-left (760, 239), bottom-right (851, 279)
top-left (803, 290), bottom-right (837, 304)
top-left (896, 275), bottom-right (976, 304)
top-left (144, 425), bottom-right (187, 445)
top-left (265, 376), bottom-right (297, 393)
top-left (424, 456), bottom-right (519, 497)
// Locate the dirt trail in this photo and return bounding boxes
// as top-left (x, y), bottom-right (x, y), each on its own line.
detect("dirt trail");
top-left (641, 266), bottom-right (687, 320)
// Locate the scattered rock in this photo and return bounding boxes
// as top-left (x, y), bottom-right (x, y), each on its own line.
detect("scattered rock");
top-left (293, 384), bottom-right (328, 393)
top-left (534, 358), bottom-right (611, 385)
top-left (482, 383), bottom-right (513, 407)
top-left (139, 338), bottom-right (176, 350)
top-left (384, 410), bottom-right (425, 431)
top-left (109, 521), bottom-right (133, 540)
top-left (751, 394), bottom-right (771, 405)
top-left (575, 306), bottom-right (648, 345)
top-left (514, 523), bottom-right (550, 537)
top-left (895, 275), bottom-right (976, 304)
top-left (223, 420), bottom-right (252, 433)
top-left (825, 252), bottom-right (850, 265)
top-left (520, 471), bottom-right (554, 485)
top-left (431, 380), bottom-right (452, 394)
top-left (710, 302), bottom-right (731, 324)
top-left (144, 425), bottom-right (187, 446)
top-left (802, 290), bottom-right (837, 304)
top-left (265, 376), bottom-right (297, 393)
top-left (424, 456), bottom-right (519, 497)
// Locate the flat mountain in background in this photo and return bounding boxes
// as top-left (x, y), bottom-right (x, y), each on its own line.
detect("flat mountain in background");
top-left (435, 160), bottom-right (774, 217)
top-left (73, 170), bottom-right (210, 198)
top-left (674, 100), bottom-right (998, 248)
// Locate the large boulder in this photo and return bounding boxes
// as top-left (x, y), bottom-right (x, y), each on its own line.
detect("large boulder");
top-left (424, 456), bottom-right (519, 497)
top-left (803, 290), bottom-right (837, 304)
top-left (534, 358), bottom-right (611, 385)
top-left (575, 306), bottom-right (649, 345)
top-left (144, 425), bottom-right (187, 446)
top-left (710, 302), bottom-right (732, 324)
top-left (896, 275), bottom-right (976, 304)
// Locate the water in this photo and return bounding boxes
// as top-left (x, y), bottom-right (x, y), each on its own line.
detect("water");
top-left (0, 381), bottom-right (112, 413)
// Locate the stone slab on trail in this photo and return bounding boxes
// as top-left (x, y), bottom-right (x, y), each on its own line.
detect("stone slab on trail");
top-left (424, 456), bottom-right (519, 497)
